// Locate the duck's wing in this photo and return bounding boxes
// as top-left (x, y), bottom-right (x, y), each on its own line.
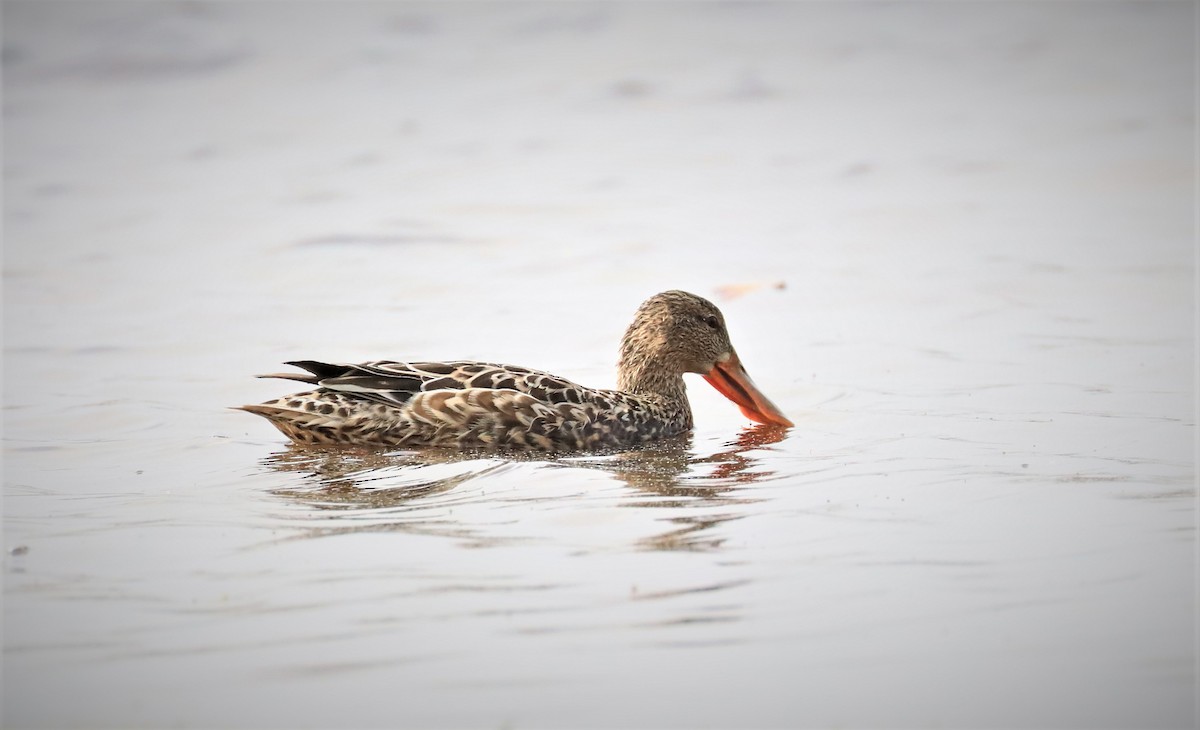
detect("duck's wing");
top-left (261, 360), bottom-right (595, 408)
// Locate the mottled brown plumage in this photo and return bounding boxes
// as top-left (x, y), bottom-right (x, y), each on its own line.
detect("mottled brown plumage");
top-left (237, 290), bottom-right (792, 451)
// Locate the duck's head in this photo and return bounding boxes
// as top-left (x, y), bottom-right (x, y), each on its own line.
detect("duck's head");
top-left (618, 290), bottom-right (794, 428)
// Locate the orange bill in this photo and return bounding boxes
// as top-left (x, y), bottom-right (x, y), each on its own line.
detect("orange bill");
top-left (703, 352), bottom-right (794, 427)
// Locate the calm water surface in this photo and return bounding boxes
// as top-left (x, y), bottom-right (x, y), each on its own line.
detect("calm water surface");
top-left (3, 2), bottom-right (1195, 728)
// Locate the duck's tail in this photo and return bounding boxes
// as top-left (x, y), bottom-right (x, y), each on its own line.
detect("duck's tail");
top-left (232, 390), bottom-right (351, 445)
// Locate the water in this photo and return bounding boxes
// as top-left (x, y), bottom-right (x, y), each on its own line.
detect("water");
top-left (3, 2), bottom-right (1195, 728)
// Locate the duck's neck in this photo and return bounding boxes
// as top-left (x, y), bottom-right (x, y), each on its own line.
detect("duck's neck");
top-left (617, 350), bottom-right (688, 404)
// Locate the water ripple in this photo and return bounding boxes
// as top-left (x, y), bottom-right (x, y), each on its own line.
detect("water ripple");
top-left (253, 425), bottom-right (789, 551)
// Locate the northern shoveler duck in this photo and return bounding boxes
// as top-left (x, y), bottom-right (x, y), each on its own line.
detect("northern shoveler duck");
top-left (238, 290), bottom-right (793, 451)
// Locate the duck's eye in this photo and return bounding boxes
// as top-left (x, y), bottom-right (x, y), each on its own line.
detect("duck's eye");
top-left (703, 315), bottom-right (720, 330)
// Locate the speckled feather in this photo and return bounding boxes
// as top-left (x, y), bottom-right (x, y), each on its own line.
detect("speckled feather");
top-left (239, 360), bottom-right (690, 451)
top-left (238, 291), bottom-right (788, 451)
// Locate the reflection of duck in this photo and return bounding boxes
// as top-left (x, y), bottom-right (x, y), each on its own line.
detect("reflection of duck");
top-left (568, 423), bottom-right (787, 502)
top-left (238, 291), bottom-right (792, 450)
top-left (264, 423), bottom-right (786, 515)
top-left (264, 446), bottom-right (484, 507)
top-left (261, 425), bottom-right (785, 551)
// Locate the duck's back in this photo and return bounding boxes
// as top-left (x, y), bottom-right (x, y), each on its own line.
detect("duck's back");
top-left (238, 360), bottom-right (690, 451)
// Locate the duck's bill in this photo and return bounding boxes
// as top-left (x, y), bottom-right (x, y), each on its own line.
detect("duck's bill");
top-left (703, 352), bottom-right (794, 428)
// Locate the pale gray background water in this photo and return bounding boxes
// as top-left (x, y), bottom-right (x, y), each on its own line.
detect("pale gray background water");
top-left (2, 2), bottom-right (1195, 728)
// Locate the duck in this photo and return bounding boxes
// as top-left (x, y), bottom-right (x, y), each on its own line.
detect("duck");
top-left (237, 290), bottom-right (793, 451)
